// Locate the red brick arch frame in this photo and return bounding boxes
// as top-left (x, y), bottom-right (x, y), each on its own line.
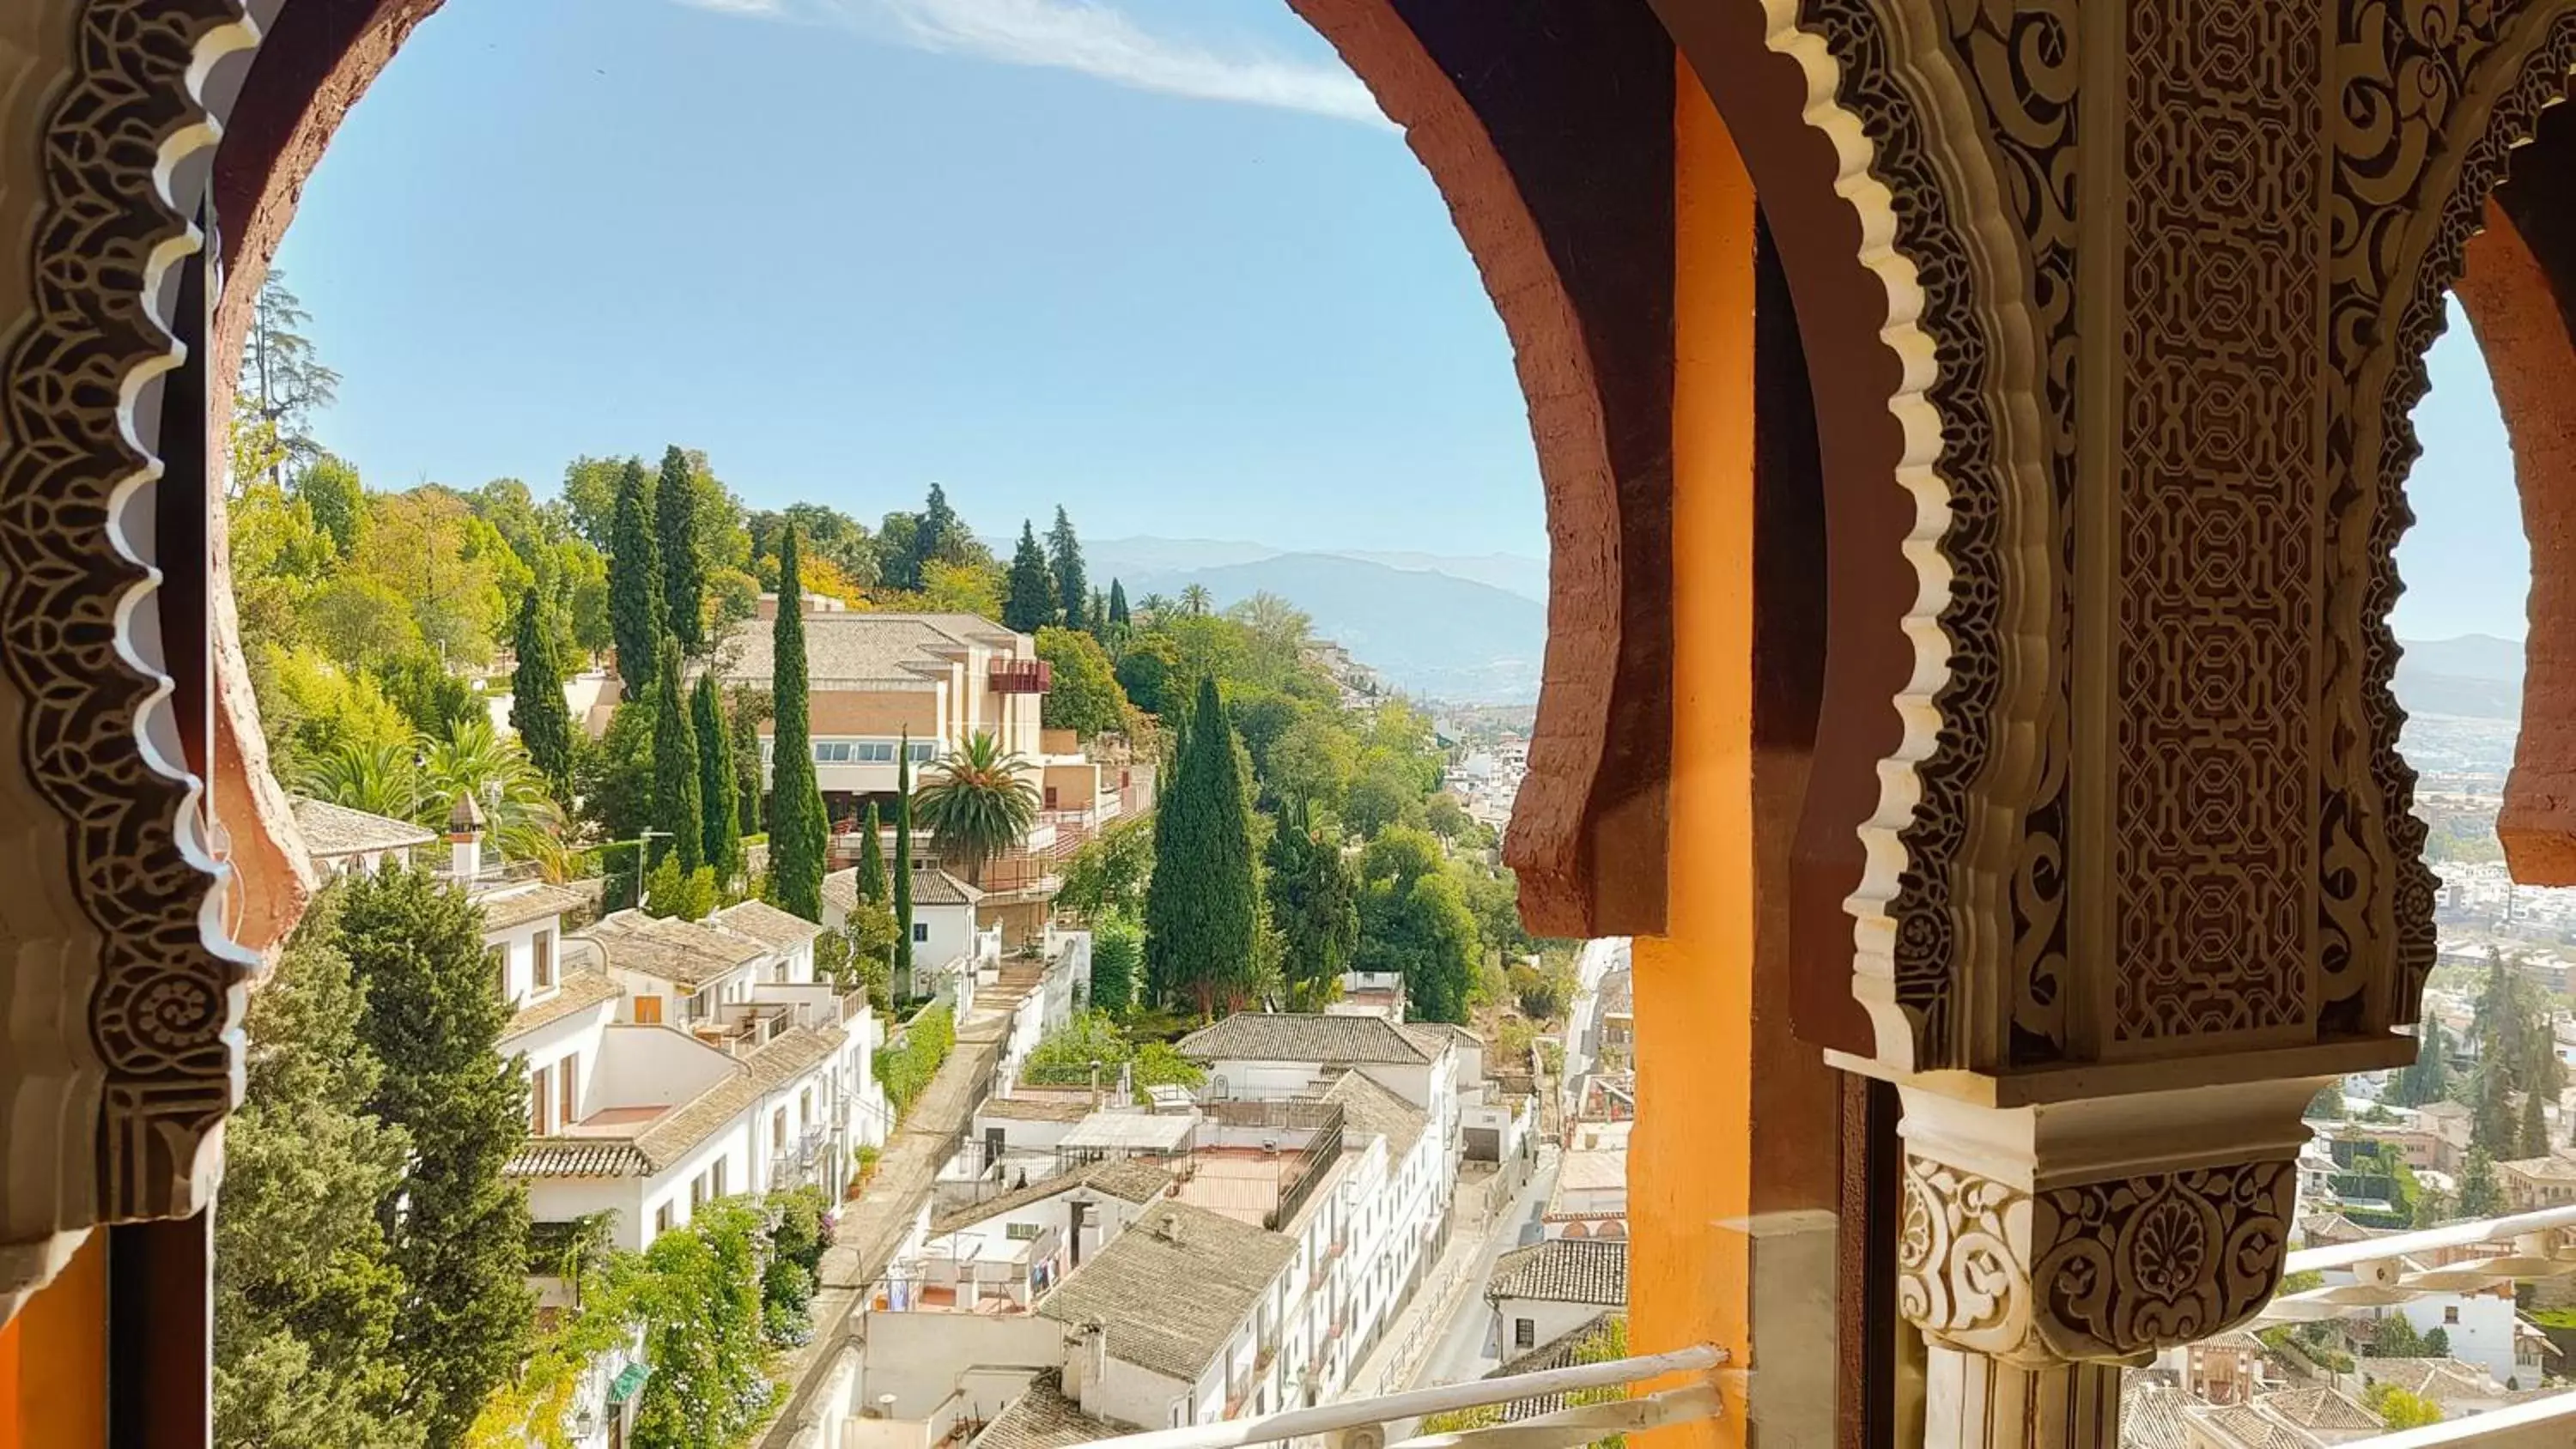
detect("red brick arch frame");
top-left (2461, 103), bottom-right (2576, 886)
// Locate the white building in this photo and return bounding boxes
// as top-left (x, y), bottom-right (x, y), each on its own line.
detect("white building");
top-left (289, 795), bottom-right (435, 876)
top-left (1486, 1238), bottom-right (1627, 1360)
top-left (823, 859), bottom-right (1001, 1003)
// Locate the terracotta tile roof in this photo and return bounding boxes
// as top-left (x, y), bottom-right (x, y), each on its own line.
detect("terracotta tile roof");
top-left (291, 797), bottom-right (435, 858)
top-left (1178, 1013), bottom-right (1432, 1066)
top-left (930, 1157), bottom-right (1171, 1235)
top-left (2188, 1404), bottom-right (2318, 1449)
top-left (973, 1376), bottom-right (1131, 1449)
top-left (2118, 1376), bottom-right (2195, 1449)
top-left (717, 612), bottom-right (1019, 688)
top-left (1488, 1239), bottom-right (1626, 1308)
top-left (474, 882), bottom-right (588, 931)
top-left (2257, 1388), bottom-right (2379, 1433)
top-left (1321, 1070), bottom-right (1427, 1158)
top-left (1037, 1203), bottom-right (1295, 1383)
top-left (580, 909), bottom-right (768, 989)
top-left (506, 1026), bottom-right (841, 1179)
top-left (2360, 1357), bottom-right (2503, 1405)
top-left (1402, 1022), bottom-right (1481, 1052)
top-left (908, 863), bottom-right (981, 906)
top-left (502, 968), bottom-right (620, 1043)
top-left (980, 1095), bottom-right (1097, 1123)
top-left (707, 898), bottom-right (823, 950)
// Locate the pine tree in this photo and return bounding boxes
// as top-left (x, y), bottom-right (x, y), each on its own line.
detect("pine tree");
top-left (1004, 521), bottom-right (1056, 632)
top-left (656, 445), bottom-right (707, 653)
top-left (339, 868), bottom-right (532, 1449)
top-left (692, 672), bottom-right (741, 882)
top-left (1048, 506), bottom-right (1088, 632)
top-left (1145, 676), bottom-right (1263, 1018)
top-left (858, 800), bottom-right (889, 905)
top-left (2458, 1145), bottom-right (2504, 1216)
top-left (1108, 579), bottom-right (1130, 628)
top-left (508, 588), bottom-right (574, 799)
top-left (1267, 798), bottom-right (1358, 1011)
top-left (651, 639), bottom-right (704, 874)
top-left (609, 457), bottom-right (665, 697)
top-left (216, 892), bottom-right (420, 1449)
top-left (767, 527), bottom-right (830, 921)
top-left (894, 732), bottom-right (915, 986)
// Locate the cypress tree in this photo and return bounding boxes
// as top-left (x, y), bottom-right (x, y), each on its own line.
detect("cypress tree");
top-left (858, 800), bottom-right (889, 905)
top-left (1144, 676), bottom-right (1262, 1018)
top-left (693, 672), bottom-right (742, 882)
top-left (508, 587), bottom-right (574, 798)
top-left (650, 638), bottom-right (704, 875)
top-left (894, 731), bottom-right (915, 985)
top-left (1108, 579), bottom-right (1130, 628)
top-left (339, 868), bottom-right (532, 1449)
top-left (767, 526), bottom-right (830, 920)
top-left (1004, 521), bottom-right (1056, 632)
top-left (2522, 1084), bottom-right (2553, 1158)
top-left (656, 444), bottom-right (707, 653)
top-left (608, 457), bottom-right (665, 698)
top-left (1267, 797), bottom-right (1358, 1011)
top-left (1048, 506), bottom-right (1088, 632)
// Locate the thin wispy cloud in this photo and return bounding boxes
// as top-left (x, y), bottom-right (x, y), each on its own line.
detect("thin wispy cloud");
top-left (675, 0), bottom-right (1394, 130)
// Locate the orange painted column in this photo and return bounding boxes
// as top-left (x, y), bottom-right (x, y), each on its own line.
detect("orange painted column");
top-left (1632, 62), bottom-right (1760, 1449)
top-left (2, 1233), bottom-right (108, 1449)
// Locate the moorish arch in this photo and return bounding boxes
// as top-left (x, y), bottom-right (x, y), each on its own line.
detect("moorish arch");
top-left (4, 2), bottom-right (2573, 1447)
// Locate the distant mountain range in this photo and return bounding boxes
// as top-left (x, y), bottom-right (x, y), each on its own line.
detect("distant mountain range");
top-left (2395, 633), bottom-right (2524, 720)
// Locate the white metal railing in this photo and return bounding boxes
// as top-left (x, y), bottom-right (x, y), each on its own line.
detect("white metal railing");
top-left (1063, 1344), bottom-right (1722, 1449)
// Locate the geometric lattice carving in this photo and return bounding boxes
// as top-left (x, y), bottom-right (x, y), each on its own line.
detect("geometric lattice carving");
top-left (0, 0), bottom-right (261, 1322)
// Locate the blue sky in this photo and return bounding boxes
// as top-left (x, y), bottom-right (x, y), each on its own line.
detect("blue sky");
top-left (275, 0), bottom-right (1546, 558)
top-left (275, 0), bottom-right (2529, 640)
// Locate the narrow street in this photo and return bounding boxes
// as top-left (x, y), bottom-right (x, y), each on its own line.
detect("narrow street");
top-left (1406, 1144), bottom-right (1563, 1391)
top-left (759, 1002), bottom-right (1014, 1446)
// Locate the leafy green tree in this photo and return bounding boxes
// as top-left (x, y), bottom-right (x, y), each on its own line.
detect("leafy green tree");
top-left (650, 639), bottom-right (705, 874)
top-left (643, 858), bottom-right (718, 921)
top-left (1090, 912), bottom-right (1141, 1016)
top-left (216, 891), bottom-right (421, 1449)
top-left (766, 527), bottom-right (830, 921)
top-left (914, 732), bottom-right (1042, 886)
top-left (300, 453), bottom-right (367, 560)
top-left (372, 650), bottom-right (481, 742)
top-left (338, 869), bottom-right (532, 1449)
top-left (2365, 1385), bottom-right (2442, 1430)
top-left (1145, 677), bottom-right (1263, 1016)
top-left (1048, 506), bottom-right (1088, 631)
top-left (629, 1203), bottom-right (772, 1449)
top-left (609, 458), bottom-right (665, 697)
top-left (2458, 1145), bottom-right (2504, 1216)
top-left (857, 801), bottom-right (889, 904)
top-left (1003, 521), bottom-right (1057, 633)
top-left (1036, 626), bottom-right (1127, 738)
top-left (1059, 814), bottom-right (1154, 920)
top-left (1107, 579), bottom-right (1130, 629)
top-left (2423, 1327), bottom-right (2451, 1359)
top-left (691, 673), bottom-right (741, 882)
top-left (1267, 800), bottom-right (1358, 1011)
top-left (2370, 1314), bottom-right (2426, 1357)
top-left (420, 715), bottom-right (563, 865)
top-left (1115, 634), bottom-right (1182, 717)
top-left (559, 456), bottom-right (624, 551)
top-left (509, 589), bottom-right (575, 798)
top-left (726, 685), bottom-right (769, 834)
top-left (576, 701), bottom-right (657, 843)
top-left (895, 734), bottom-right (915, 984)
top-left (655, 446), bottom-right (707, 653)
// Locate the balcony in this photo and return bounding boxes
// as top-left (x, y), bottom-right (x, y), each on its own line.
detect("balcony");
top-left (988, 659), bottom-right (1052, 694)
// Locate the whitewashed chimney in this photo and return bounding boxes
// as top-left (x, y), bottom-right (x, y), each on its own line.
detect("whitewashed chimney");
top-left (447, 792), bottom-right (485, 883)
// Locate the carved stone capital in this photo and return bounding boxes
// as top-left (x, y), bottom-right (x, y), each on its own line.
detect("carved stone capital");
top-left (1893, 1082), bottom-right (2309, 1371)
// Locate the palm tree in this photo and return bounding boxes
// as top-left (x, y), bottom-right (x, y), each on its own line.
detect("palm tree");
top-left (1179, 583), bottom-right (1213, 617)
top-left (1136, 592), bottom-right (1173, 624)
top-left (417, 714), bottom-right (563, 864)
top-left (911, 731), bottom-right (1041, 886)
top-left (295, 738), bottom-right (421, 820)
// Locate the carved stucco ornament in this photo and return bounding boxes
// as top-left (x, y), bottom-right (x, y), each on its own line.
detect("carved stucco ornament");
top-left (0, 0), bottom-right (265, 1323)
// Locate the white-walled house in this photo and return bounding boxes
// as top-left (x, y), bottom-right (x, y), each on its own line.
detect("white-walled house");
top-left (1487, 1239), bottom-right (1627, 1360)
top-left (1042, 1203), bottom-right (1300, 1430)
top-left (823, 859), bottom-right (999, 1003)
top-left (289, 796), bottom-right (434, 876)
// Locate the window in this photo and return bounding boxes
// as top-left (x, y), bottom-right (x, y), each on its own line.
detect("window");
top-left (1515, 1319), bottom-right (1535, 1349)
top-left (773, 1107), bottom-right (788, 1149)
top-left (529, 1063), bottom-right (550, 1137)
top-left (691, 1174), bottom-right (708, 1210)
top-left (814, 741), bottom-right (855, 763)
top-left (634, 995), bottom-right (664, 1025)
top-left (556, 1052), bottom-right (577, 1126)
top-left (713, 1158), bottom-right (728, 1197)
top-left (854, 741), bottom-right (896, 762)
top-left (532, 931), bottom-right (554, 990)
top-left (800, 1086), bottom-right (814, 1122)
top-left (2445, 1306), bottom-right (2462, 1325)
top-left (1005, 1222), bottom-right (1042, 1241)
top-left (908, 740), bottom-right (937, 762)
top-left (912, 923), bottom-right (930, 943)
top-left (654, 1202), bottom-right (674, 1236)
